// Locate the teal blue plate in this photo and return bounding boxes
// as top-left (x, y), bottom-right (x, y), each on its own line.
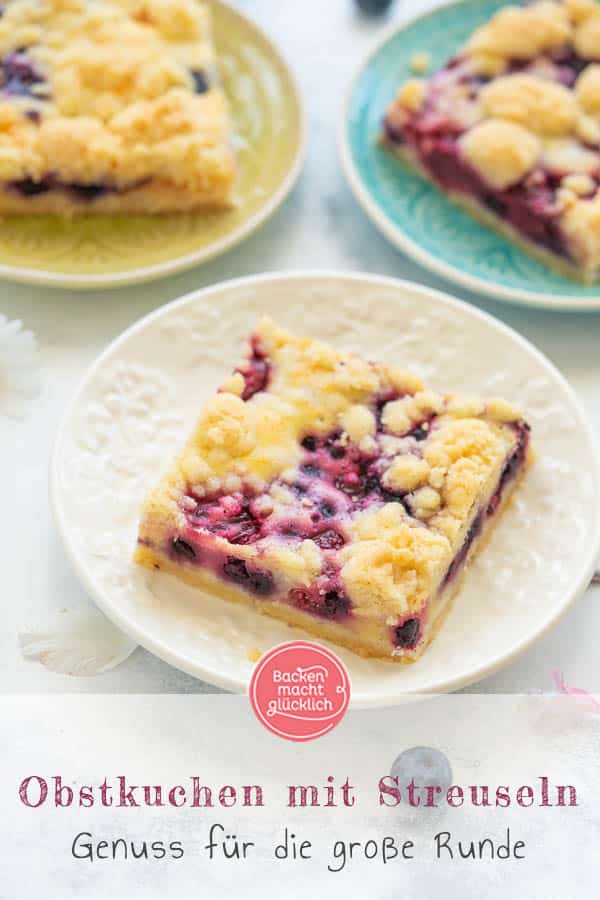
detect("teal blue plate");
top-left (340, 0), bottom-right (600, 310)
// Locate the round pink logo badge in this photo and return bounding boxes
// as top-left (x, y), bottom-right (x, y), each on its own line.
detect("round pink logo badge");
top-left (249, 641), bottom-right (351, 741)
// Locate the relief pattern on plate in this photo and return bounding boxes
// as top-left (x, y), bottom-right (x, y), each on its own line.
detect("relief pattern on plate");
top-left (54, 280), bottom-right (596, 694)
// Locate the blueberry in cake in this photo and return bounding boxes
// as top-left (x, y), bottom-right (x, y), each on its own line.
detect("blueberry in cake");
top-left (136, 318), bottom-right (532, 663)
top-left (0, 0), bottom-right (235, 214)
top-left (383, 0), bottom-right (600, 282)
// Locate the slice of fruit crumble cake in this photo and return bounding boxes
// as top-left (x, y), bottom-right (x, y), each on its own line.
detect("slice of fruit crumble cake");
top-left (0, 0), bottom-right (235, 214)
top-left (383, 0), bottom-right (600, 282)
top-left (135, 318), bottom-right (532, 662)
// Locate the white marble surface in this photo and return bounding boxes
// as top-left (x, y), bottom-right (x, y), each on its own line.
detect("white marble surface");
top-left (1, 0), bottom-right (599, 695)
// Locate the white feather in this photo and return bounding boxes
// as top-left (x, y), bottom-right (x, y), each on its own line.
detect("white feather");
top-left (18, 609), bottom-right (137, 676)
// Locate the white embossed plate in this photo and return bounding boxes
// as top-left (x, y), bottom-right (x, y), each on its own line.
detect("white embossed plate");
top-left (51, 273), bottom-right (600, 704)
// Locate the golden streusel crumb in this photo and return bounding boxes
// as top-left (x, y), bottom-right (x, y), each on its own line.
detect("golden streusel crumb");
top-left (410, 52), bottom-right (431, 74)
top-left (137, 318), bottom-right (530, 633)
top-left (0, 0), bottom-right (235, 213)
top-left (384, 0), bottom-right (600, 280)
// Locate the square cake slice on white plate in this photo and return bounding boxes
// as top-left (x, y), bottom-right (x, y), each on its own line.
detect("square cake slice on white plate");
top-left (383, 0), bottom-right (600, 282)
top-left (0, 0), bottom-right (235, 214)
top-left (136, 318), bottom-right (532, 662)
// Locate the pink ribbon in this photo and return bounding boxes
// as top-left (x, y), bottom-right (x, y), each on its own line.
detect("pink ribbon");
top-left (553, 670), bottom-right (600, 712)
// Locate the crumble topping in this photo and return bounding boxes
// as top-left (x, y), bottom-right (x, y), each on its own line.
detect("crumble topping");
top-left (340, 505), bottom-right (450, 617)
top-left (575, 64), bottom-right (600, 115)
top-left (562, 193), bottom-right (600, 268)
top-left (129, 0), bottom-right (205, 40)
top-left (385, 0), bottom-right (600, 279)
top-left (562, 172), bottom-right (596, 194)
top-left (465, 1), bottom-right (572, 66)
top-left (409, 485), bottom-right (442, 520)
top-left (338, 404), bottom-right (376, 444)
top-left (138, 319), bottom-right (530, 635)
top-left (383, 455), bottom-right (430, 493)
top-left (566, 0), bottom-right (598, 22)
top-left (424, 418), bottom-right (505, 526)
top-left (410, 53), bottom-right (431, 75)
top-left (574, 9), bottom-right (600, 57)
top-left (260, 540), bottom-right (322, 590)
top-left (486, 398), bottom-right (525, 424)
top-left (396, 79), bottom-right (426, 113)
top-left (576, 113), bottom-right (600, 144)
top-left (0, 0), bottom-right (234, 204)
top-left (543, 137), bottom-right (599, 175)
top-left (460, 120), bottom-right (541, 190)
top-left (381, 391), bottom-right (444, 436)
top-left (480, 75), bottom-right (577, 137)
top-left (445, 396), bottom-right (485, 419)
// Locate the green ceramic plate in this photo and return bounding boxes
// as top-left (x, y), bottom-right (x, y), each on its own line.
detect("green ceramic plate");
top-left (340, 0), bottom-right (600, 310)
top-left (0, 1), bottom-right (305, 289)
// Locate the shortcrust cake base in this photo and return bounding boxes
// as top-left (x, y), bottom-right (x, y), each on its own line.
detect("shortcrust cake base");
top-left (0, 179), bottom-right (235, 217)
top-left (136, 542), bottom-right (407, 661)
top-left (136, 451), bottom-right (531, 665)
top-left (384, 140), bottom-right (594, 285)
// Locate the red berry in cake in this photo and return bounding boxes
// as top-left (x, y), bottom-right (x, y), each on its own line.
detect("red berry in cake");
top-left (394, 618), bottom-right (420, 649)
top-left (313, 528), bottom-right (345, 550)
top-left (288, 584), bottom-right (350, 619)
top-left (137, 317), bottom-right (532, 664)
top-left (301, 435), bottom-right (317, 451)
top-left (237, 337), bottom-right (270, 401)
top-left (172, 538), bottom-right (196, 559)
top-left (223, 557), bottom-right (274, 596)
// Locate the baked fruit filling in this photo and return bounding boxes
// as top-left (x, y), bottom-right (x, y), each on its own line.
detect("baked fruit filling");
top-left (383, 0), bottom-right (600, 282)
top-left (136, 318), bottom-right (533, 662)
top-left (0, 0), bottom-right (235, 214)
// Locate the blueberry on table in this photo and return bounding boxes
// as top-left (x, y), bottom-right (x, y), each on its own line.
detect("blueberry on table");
top-left (355, 0), bottom-right (395, 16)
top-left (390, 746), bottom-right (453, 806)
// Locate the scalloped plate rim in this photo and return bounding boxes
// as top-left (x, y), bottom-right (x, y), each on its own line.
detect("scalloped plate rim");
top-left (338, 0), bottom-right (600, 312)
top-left (0, 0), bottom-right (306, 290)
top-left (50, 271), bottom-right (600, 705)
